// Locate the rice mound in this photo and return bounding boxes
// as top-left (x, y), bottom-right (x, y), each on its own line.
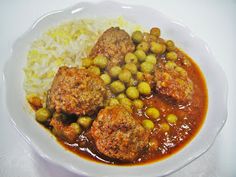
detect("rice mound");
top-left (23, 17), bottom-right (141, 104)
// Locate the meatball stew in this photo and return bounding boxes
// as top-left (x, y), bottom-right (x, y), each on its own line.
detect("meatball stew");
top-left (28, 27), bottom-right (208, 165)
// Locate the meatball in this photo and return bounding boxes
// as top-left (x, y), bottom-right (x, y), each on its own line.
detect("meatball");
top-left (90, 105), bottom-right (150, 161)
top-left (50, 116), bottom-right (78, 143)
top-left (47, 66), bottom-right (106, 115)
top-left (89, 27), bottom-right (135, 69)
top-left (154, 62), bottom-right (194, 103)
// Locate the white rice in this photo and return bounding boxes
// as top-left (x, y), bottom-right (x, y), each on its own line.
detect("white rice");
top-left (23, 17), bottom-right (141, 103)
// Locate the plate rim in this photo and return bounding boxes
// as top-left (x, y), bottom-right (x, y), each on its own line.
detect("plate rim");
top-left (3, 1), bottom-right (228, 177)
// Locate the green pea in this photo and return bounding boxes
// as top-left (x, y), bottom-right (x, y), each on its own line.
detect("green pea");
top-left (166, 40), bottom-right (175, 46)
top-left (35, 108), bottom-right (51, 122)
top-left (119, 97), bottom-right (132, 110)
top-left (140, 62), bottom-right (154, 73)
top-left (110, 80), bottom-right (125, 94)
top-left (146, 107), bottom-right (160, 119)
top-left (166, 52), bottom-right (178, 61)
top-left (159, 123), bottom-right (170, 131)
top-left (133, 99), bottom-right (144, 109)
top-left (149, 34), bottom-right (158, 42)
top-left (166, 114), bottom-right (178, 124)
top-left (93, 55), bottom-right (108, 69)
top-left (77, 116), bottom-right (93, 129)
top-left (132, 30), bottom-right (143, 43)
top-left (142, 119), bottom-right (154, 130)
top-left (125, 52), bottom-right (138, 64)
top-left (143, 32), bottom-right (157, 42)
top-left (137, 41), bottom-right (149, 53)
top-left (117, 93), bottom-right (127, 100)
top-left (109, 66), bottom-right (122, 78)
top-left (108, 98), bottom-right (120, 106)
top-left (166, 40), bottom-right (176, 51)
top-left (134, 50), bottom-right (146, 62)
top-left (81, 58), bottom-right (93, 68)
top-left (88, 66), bottom-right (100, 76)
top-left (100, 74), bottom-right (111, 85)
top-left (136, 72), bottom-right (144, 81)
top-left (118, 70), bottom-right (132, 83)
top-left (70, 123), bottom-right (82, 134)
top-left (138, 82), bottom-right (151, 95)
top-left (146, 54), bottom-right (157, 65)
top-left (175, 66), bottom-right (187, 76)
top-left (124, 63), bottom-right (137, 74)
top-left (165, 61), bottom-right (177, 69)
top-left (126, 86), bottom-right (139, 100)
top-left (150, 27), bottom-right (161, 37)
top-left (150, 42), bottom-right (163, 54)
top-left (183, 58), bottom-right (191, 67)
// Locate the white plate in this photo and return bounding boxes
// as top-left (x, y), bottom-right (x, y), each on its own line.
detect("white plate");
top-left (3, 1), bottom-right (228, 177)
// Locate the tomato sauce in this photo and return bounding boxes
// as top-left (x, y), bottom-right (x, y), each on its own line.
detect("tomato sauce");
top-left (54, 49), bottom-right (208, 165)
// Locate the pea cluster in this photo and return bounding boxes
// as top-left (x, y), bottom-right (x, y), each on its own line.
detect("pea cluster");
top-left (35, 107), bottom-right (93, 135)
top-left (32, 27), bottom-right (180, 136)
top-left (80, 27), bottom-right (180, 132)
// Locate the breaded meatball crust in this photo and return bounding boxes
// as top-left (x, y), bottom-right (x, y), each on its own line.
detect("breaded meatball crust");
top-left (90, 105), bottom-right (150, 161)
top-left (89, 27), bottom-right (135, 69)
top-left (47, 66), bottom-right (106, 115)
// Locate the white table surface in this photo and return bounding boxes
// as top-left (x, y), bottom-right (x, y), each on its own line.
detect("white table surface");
top-left (0, 0), bottom-right (235, 176)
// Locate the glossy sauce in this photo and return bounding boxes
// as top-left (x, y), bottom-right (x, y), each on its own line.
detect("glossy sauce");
top-left (54, 50), bottom-right (208, 165)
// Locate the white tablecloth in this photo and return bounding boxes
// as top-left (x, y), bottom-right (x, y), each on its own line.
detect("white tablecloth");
top-left (0, 0), bottom-right (235, 176)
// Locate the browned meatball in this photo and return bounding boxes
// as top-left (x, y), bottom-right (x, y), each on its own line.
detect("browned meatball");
top-left (47, 66), bottom-right (106, 115)
top-left (50, 116), bottom-right (77, 143)
top-left (155, 62), bottom-right (194, 103)
top-left (90, 105), bottom-right (150, 161)
top-left (89, 27), bottom-right (135, 69)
